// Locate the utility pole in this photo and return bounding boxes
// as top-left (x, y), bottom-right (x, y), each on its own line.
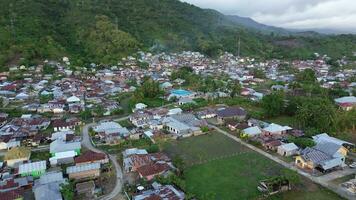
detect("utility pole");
top-left (237, 36), bottom-right (241, 58)
top-left (9, 3), bottom-right (16, 41)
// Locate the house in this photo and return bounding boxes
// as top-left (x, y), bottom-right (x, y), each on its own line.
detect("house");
top-left (66, 95), bottom-right (81, 104)
top-left (133, 103), bottom-right (147, 112)
top-left (312, 133), bottom-right (354, 149)
top-left (241, 126), bottom-right (262, 138)
top-left (0, 137), bottom-right (20, 150)
top-left (167, 108), bottom-right (183, 115)
top-left (33, 171), bottom-right (65, 200)
top-left (50, 139), bottom-right (81, 156)
top-left (137, 163), bottom-right (171, 181)
top-left (51, 130), bottom-right (75, 141)
top-left (295, 142), bottom-right (347, 172)
top-left (263, 139), bottom-right (282, 151)
top-left (334, 96), bottom-right (356, 111)
top-left (196, 108), bottom-right (216, 119)
top-left (52, 118), bottom-right (80, 132)
top-left (49, 151), bottom-right (76, 166)
top-left (133, 183), bottom-right (185, 200)
top-left (262, 123), bottom-right (292, 137)
top-left (76, 181), bottom-right (95, 197)
top-left (162, 114), bottom-right (205, 138)
top-left (93, 121), bottom-right (130, 143)
top-left (277, 143), bottom-right (299, 157)
top-left (178, 97), bottom-right (195, 105)
top-left (4, 147), bottom-right (31, 167)
top-left (216, 107), bottom-right (247, 124)
top-left (18, 161), bottom-right (46, 178)
top-left (74, 150), bottom-right (109, 165)
top-left (123, 152), bottom-right (170, 173)
top-left (66, 163), bottom-right (101, 180)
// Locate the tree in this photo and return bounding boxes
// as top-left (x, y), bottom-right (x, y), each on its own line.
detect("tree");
top-left (262, 92), bottom-right (285, 117)
top-left (252, 68), bottom-right (266, 79)
top-left (295, 69), bottom-right (317, 84)
top-left (60, 181), bottom-right (75, 200)
top-left (83, 15), bottom-right (139, 64)
top-left (296, 97), bottom-right (336, 132)
top-left (281, 169), bottom-right (301, 185)
top-left (287, 136), bottom-right (315, 148)
top-left (80, 110), bottom-right (92, 121)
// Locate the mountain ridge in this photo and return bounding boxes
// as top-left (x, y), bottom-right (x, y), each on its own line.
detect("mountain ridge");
top-left (0, 0), bottom-right (355, 67)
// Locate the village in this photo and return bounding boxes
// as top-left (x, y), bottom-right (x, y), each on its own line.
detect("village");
top-left (0, 50), bottom-right (355, 200)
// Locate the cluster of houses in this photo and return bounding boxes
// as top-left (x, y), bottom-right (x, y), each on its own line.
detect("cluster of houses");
top-left (0, 125), bottom-right (111, 200)
top-left (122, 148), bottom-right (185, 199)
top-left (223, 116), bottom-right (355, 173)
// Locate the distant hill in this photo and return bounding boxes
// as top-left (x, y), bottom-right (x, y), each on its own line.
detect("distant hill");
top-left (0, 0), bottom-right (355, 67)
top-left (226, 15), bottom-right (291, 35)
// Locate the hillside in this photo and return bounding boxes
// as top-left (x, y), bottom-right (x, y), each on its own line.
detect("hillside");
top-left (0, 0), bottom-right (355, 67)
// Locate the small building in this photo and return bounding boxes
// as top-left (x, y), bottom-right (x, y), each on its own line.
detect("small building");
top-left (76, 181), bottom-right (95, 197)
top-left (334, 96), bottom-right (356, 111)
top-left (133, 103), bottom-right (147, 112)
top-left (33, 171), bottom-right (65, 200)
top-left (216, 107), bottom-right (247, 124)
top-left (133, 183), bottom-right (185, 200)
top-left (19, 161), bottom-right (46, 178)
top-left (295, 142), bottom-right (347, 172)
top-left (263, 123), bottom-right (292, 137)
top-left (66, 163), bottom-right (101, 180)
top-left (277, 143), bottom-right (299, 157)
top-left (241, 126), bottom-right (262, 138)
top-left (74, 150), bottom-right (109, 165)
top-left (50, 140), bottom-right (81, 157)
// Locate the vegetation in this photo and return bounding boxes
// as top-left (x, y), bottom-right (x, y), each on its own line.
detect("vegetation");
top-left (287, 137), bottom-right (316, 148)
top-left (262, 92), bottom-right (285, 117)
top-left (0, 0), bottom-right (355, 68)
top-left (4, 147), bottom-right (31, 160)
top-left (60, 181), bottom-right (75, 200)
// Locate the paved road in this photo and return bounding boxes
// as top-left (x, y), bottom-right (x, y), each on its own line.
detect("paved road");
top-left (82, 115), bottom-right (129, 200)
top-left (211, 125), bottom-right (356, 200)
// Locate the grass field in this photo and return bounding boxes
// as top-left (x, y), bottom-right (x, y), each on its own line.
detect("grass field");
top-left (162, 132), bottom-right (343, 200)
top-left (162, 132), bottom-right (250, 166)
top-left (185, 152), bottom-right (281, 199)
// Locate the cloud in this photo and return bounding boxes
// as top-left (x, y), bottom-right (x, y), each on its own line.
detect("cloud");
top-left (182, 0), bottom-right (356, 33)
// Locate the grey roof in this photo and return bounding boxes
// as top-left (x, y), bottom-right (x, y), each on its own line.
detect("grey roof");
top-left (312, 133), bottom-right (354, 146)
top-left (19, 161), bottom-right (46, 174)
top-left (37, 172), bottom-right (65, 185)
top-left (335, 96), bottom-right (356, 104)
top-left (314, 142), bottom-right (343, 157)
top-left (301, 147), bottom-right (331, 164)
top-left (66, 163), bottom-right (100, 174)
top-left (216, 107), bottom-right (246, 118)
top-left (34, 183), bottom-right (63, 200)
top-left (50, 140), bottom-right (81, 154)
top-left (278, 143), bottom-right (298, 151)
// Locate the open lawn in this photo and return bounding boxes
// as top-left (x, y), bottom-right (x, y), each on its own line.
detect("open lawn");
top-left (184, 152), bottom-right (281, 200)
top-left (162, 131), bottom-right (343, 200)
top-left (162, 132), bottom-right (250, 166)
top-left (30, 151), bottom-right (51, 162)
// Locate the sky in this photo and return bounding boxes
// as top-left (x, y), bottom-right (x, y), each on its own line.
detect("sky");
top-left (182, 0), bottom-right (356, 33)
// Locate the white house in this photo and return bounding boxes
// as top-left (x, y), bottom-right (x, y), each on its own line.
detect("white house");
top-left (133, 103), bottom-right (147, 112)
top-left (241, 126), bottom-right (262, 137)
top-left (277, 143), bottom-right (299, 156)
top-left (66, 95), bottom-right (81, 104)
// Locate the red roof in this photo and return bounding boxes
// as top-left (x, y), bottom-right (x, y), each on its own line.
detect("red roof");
top-left (137, 163), bottom-right (170, 177)
top-left (0, 188), bottom-right (23, 200)
top-left (75, 150), bottom-right (107, 164)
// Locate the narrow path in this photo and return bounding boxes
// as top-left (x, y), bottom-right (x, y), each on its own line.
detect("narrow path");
top-left (211, 125), bottom-right (356, 200)
top-left (81, 115), bottom-right (129, 200)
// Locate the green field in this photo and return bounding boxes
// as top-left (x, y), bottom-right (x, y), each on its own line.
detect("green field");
top-left (185, 152), bottom-right (281, 199)
top-left (162, 132), bottom-right (343, 200)
top-left (162, 132), bottom-right (250, 166)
